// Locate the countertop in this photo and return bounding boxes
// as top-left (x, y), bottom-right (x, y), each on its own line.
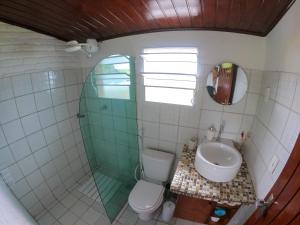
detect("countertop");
top-left (170, 144), bottom-right (256, 206)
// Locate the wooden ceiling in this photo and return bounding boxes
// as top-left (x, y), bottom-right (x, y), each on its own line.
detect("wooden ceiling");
top-left (0, 0), bottom-right (296, 42)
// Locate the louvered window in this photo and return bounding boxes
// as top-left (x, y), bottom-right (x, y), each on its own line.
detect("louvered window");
top-left (141, 48), bottom-right (197, 106)
top-left (93, 55), bottom-right (132, 99)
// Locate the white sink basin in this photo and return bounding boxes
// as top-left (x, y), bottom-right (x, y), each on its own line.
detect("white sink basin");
top-left (194, 141), bottom-right (242, 182)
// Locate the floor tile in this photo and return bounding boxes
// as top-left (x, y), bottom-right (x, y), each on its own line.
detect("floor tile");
top-left (136, 218), bottom-right (156, 225)
top-left (156, 222), bottom-right (169, 225)
top-left (118, 208), bottom-right (138, 225)
top-left (74, 220), bottom-right (89, 225)
top-left (50, 203), bottom-right (68, 219)
top-left (175, 218), bottom-right (194, 225)
top-left (70, 201), bottom-right (89, 217)
top-left (59, 211), bottom-right (78, 225)
top-left (82, 207), bottom-right (102, 225)
top-left (61, 194), bottom-right (78, 208)
top-left (37, 212), bottom-right (56, 225)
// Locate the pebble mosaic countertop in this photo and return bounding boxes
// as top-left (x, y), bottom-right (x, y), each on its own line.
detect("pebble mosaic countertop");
top-left (170, 145), bottom-right (256, 206)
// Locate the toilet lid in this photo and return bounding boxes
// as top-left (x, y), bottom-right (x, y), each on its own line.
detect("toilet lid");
top-left (129, 180), bottom-right (164, 211)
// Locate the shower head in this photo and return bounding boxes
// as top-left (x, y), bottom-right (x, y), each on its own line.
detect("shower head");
top-left (65, 45), bottom-right (82, 52)
top-left (64, 39), bottom-right (99, 57)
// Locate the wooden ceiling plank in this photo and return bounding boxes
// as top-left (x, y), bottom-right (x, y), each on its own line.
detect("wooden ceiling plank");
top-left (202, 0), bottom-right (217, 28)
top-left (114, 0), bottom-right (148, 31)
top-left (0, 4), bottom-right (74, 37)
top-left (50, 5), bottom-right (109, 40)
top-left (249, 0), bottom-right (277, 33)
top-left (5, 0), bottom-right (96, 41)
top-left (227, 0), bottom-right (244, 29)
top-left (76, 0), bottom-right (132, 35)
top-left (23, 0), bottom-right (95, 35)
top-left (154, 0), bottom-right (180, 27)
top-left (122, 0), bottom-right (155, 28)
top-left (73, 1), bottom-right (122, 37)
top-left (47, 0), bottom-right (112, 39)
top-left (185, 0), bottom-right (205, 28)
top-left (0, 10), bottom-right (74, 41)
top-left (0, 0), bottom-right (296, 40)
top-left (171, 0), bottom-right (192, 27)
top-left (245, 0), bottom-right (265, 31)
top-left (0, 17), bottom-right (68, 41)
top-left (215, 0), bottom-right (231, 28)
top-left (143, 0), bottom-right (171, 27)
top-left (263, 0), bottom-right (296, 35)
top-left (136, 0), bottom-right (166, 29)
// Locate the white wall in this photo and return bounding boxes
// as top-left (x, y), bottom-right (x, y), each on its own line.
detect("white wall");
top-left (264, 0), bottom-right (300, 73)
top-left (0, 22), bottom-right (89, 219)
top-left (82, 31), bottom-right (266, 176)
top-left (0, 177), bottom-right (37, 225)
top-left (230, 2), bottom-right (300, 224)
top-left (244, 0), bottom-right (300, 199)
top-left (83, 30), bottom-right (266, 70)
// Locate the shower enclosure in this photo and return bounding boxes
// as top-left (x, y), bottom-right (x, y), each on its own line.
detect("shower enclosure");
top-left (79, 55), bottom-right (139, 222)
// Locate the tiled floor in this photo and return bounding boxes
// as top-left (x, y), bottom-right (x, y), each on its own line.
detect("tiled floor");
top-left (116, 205), bottom-right (206, 225)
top-left (35, 175), bottom-right (205, 225)
top-left (36, 176), bottom-right (111, 225)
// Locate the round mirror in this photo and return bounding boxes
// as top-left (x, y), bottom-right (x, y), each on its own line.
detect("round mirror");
top-left (206, 62), bottom-right (248, 105)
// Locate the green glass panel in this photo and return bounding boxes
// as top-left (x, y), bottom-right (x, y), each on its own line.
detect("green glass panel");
top-left (79, 55), bottom-right (138, 223)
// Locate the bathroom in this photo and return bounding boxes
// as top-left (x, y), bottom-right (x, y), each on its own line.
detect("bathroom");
top-left (0, 1), bottom-right (299, 225)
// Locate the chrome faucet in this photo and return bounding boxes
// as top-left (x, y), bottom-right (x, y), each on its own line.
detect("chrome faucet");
top-left (216, 120), bottom-right (225, 141)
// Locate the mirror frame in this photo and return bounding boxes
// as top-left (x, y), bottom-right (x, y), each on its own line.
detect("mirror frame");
top-left (206, 62), bottom-right (248, 105)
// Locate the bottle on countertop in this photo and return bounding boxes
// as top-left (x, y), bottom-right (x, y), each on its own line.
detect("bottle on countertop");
top-left (207, 125), bottom-right (216, 141)
top-left (188, 136), bottom-right (198, 150)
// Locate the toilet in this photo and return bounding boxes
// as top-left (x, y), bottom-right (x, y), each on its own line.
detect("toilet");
top-left (128, 148), bottom-right (174, 221)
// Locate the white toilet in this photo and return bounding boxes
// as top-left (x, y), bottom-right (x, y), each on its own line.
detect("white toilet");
top-left (128, 148), bottom-right (174, 221)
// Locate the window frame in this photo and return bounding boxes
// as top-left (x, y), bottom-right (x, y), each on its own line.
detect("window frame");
top-left (141, 47), bottom-right (198, 106)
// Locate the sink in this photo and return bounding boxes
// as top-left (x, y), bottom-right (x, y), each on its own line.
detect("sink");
top-left (194, 141), bottom-right (242, 182)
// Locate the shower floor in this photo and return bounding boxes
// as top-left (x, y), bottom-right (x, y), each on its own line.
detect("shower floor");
top-left (36, 173), bottom-right (111, 225)
top-left (78, 172), bottom-right (122, 206)
top-left (77, 169), bottom-right (132, 221)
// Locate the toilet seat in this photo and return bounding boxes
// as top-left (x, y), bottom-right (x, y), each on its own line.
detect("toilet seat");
top-left (129, 180), bottom-right (164, 213)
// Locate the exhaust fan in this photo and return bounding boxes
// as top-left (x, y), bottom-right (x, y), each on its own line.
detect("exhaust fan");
top-left (65, 39), bottom-right (99, 57)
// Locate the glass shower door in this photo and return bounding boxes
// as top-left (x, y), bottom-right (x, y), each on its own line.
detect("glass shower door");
top-left (79, 55), bottom-right (139, 222)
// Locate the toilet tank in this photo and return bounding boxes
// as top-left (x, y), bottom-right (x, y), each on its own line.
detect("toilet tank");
top-left (142, 149), bottom-right (174, 182)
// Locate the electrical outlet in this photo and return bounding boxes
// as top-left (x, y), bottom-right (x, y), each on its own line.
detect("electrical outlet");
top-left (268, 155), bottom-right (279, 174)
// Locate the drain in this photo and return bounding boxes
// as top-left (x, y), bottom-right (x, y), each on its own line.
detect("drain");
top-left (214, 162), bottom-right (219, 165)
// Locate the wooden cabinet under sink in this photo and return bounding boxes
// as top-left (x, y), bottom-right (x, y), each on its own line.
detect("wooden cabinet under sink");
top-left (174, 195), bottom-right (239, 224)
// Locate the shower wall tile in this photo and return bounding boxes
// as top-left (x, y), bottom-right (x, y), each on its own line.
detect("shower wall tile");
top-left (0, 77), bottom-right (14, 101)
top-left (11, 74), bottom-right (33, 96)
top-left (0, 99), bottom-right (19, 124)
top-left (2, 119), bottom-right (25, 143)
top-left (0, 23), bottom-right (85, 221)
top-left (16, 94), bottom-right (37, 117)
top-left (0, 68), bottom-right (88, 219)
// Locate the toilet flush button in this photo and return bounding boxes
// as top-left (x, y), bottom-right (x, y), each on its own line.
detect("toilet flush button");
top-left (268, 155), bottom-right (279, 174)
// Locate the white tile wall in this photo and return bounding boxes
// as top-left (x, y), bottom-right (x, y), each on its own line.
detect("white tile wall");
top-left (0, 22), bottom-right (89, 220)
top-left (244, 70), bottom-right (300, 199)
top-left (0, 68), bottom-right (89, 217)
top-left (137, 66), bottom-right (261, 166)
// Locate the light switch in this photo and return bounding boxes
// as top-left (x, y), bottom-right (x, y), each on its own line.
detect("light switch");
top-left (268, 155), bottom-right (279, 174)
